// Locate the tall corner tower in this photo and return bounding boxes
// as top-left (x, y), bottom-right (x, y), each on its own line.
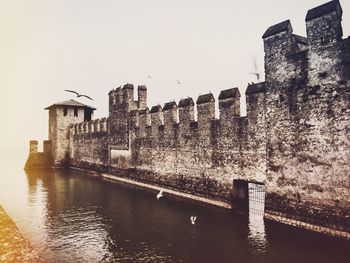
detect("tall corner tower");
top-left (45, 99), bottom-right (96, 166)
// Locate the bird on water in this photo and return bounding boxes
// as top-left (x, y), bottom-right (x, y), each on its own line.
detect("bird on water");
top-left (156, 189), bottom-right (163, 200)
top-left (190, 216), bottom-right (197, 225)
top-left (64, 90), bottom-right (93, 100)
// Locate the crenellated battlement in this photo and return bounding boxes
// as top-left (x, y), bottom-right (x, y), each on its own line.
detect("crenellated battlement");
top-left (127, 86), bottom-right (265, 147)
top-left (218, 88), bottom-right (240, 120)
top-left (108, 84), bottom-right (148, 114)
top-left (263, 0), bottom-right (349, 86)
top-left (125, 85), bottom-right (257, 141)
top-left (24, 140), bottom-right (52, 169)
top-left (71, 117), bottom-right (108, 135)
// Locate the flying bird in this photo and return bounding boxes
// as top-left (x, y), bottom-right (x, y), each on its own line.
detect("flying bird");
top-left (64, 90), bottom-right (93, 100)
top-left (190, 216), bottom-right (197, 225)
top-left (249, 56), bottom-right (260, 82)
top-left (249, 72), bottom-right (260, 81)
top-left (147, 75), bottom-right (152, 79)
top-left (176, 80), bottom-right (181, 85)
top-left (156, 189), bottom-right (163, 200)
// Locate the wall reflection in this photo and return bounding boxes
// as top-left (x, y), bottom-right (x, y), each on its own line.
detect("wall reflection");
top-left (15, 169), bottom-right (349, 263)
top-left (24, 169), bottom-right (110, 262)
top-left (248, 183), bottom-right (267, 254)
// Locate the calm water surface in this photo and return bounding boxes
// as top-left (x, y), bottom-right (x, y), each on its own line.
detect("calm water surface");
top-left (0, 150), bottom-right (349, 262)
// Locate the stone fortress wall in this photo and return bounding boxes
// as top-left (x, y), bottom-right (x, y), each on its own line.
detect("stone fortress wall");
top-left (69, 82), bottom-right (267, 202)
top-left (26, 0), bottom-right (350, 238)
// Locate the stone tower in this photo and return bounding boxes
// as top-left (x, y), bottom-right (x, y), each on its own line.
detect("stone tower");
top-left (108, 84), bottom-right (147, 150)
top-left (45, 99), bottom-right (96, 166)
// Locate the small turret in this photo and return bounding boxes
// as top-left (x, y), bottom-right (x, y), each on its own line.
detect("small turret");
top-left (163, 101), bottom-right (178, 137)
top-left (262, 20), bottom-right (294, 56)
top-left (196, 93), bottom-right (215, 129)
top-left (150, 105), bottom-right (163, 138)
top-left (122, 84), bottom-right (134, 105)
top-left (306, 0), bottom-right (343, 46)
top-left (305, 0), bottom-right (344, 85)
top-left (108, 87), bottom-right (121, 115)
top-left (219, 88), bottom-right (240, 120)
top-left (138, 85), bottom-right (147, 110)
top-left (178, 98), bottom-right (195, 127)
top-left (29, 140), bottom-right (38, 155)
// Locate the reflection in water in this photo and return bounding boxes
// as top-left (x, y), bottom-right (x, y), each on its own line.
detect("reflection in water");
top-left (248, 183), bottom-right (267, 255)
top-left (0, 155), bottom-right (349, 263)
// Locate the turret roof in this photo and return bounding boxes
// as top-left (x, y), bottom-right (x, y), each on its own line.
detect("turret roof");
top-left (45, 99), bottom-right (96, 110)
top-left (262, 20), bottom-right (292, 39)
top-left (179, 97), bottom-right (195, 107)
top-left (163, 101), bottom-right (177, 110)
top-left (306, 0), bottom-right (342, 21)
top-left (246, 82), bottom-right (266, 95)
top-left (150, 105), bottom-right (162, 113)
top-left (218, 88), bottom-right (240, 100)
top-left (196, 93), bottom-right (215, 104)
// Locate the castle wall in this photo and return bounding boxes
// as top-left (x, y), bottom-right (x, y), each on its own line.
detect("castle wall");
top-left (69, 118), bottom-right (109, 168)
top-left (89, 1), bottom-right (348, 235)
top-left (64, 19), bottom-right (349, 234)
top-left (26, 0), bottom-right (350, 238)
top-left (125, 88), bottom-right (267, 202)
top-left (262, 12), bottom-right (350, 233)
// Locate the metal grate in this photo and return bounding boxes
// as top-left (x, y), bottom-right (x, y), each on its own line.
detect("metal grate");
top-left (248, 183), bottom-right (265, 216)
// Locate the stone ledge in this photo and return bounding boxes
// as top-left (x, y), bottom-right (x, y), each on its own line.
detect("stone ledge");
top-left (0, 205), bottom-right (42, 262)
top-left (70, 166), bottom-right (232, 209)
top-left (264, 211), bottom-right (350, 240)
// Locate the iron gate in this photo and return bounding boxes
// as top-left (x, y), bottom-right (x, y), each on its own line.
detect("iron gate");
top-left (248, 183), bottom-right (265, 216)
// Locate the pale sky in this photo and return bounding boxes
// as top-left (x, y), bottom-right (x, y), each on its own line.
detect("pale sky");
top-left (0, 0), bottom-right (349, 153)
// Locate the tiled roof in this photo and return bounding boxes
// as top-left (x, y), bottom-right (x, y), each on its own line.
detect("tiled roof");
top-left (45, 99), bottom-right (96, 110)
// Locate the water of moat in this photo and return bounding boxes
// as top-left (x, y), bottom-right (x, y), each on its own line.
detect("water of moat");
top-left (1, 150), bottom-right (349, 263)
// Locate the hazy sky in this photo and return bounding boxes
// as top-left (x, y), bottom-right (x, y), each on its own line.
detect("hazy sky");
top-left (0, 0), bottom-right (349, 152)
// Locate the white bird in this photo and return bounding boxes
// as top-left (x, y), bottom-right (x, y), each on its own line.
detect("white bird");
top-left (249, 56), bottom-right (260, 82)
top-left (190, 216), bottom-right (197, 225)
top-left (156, 189), bottom-right (163, 200)
top-left (249, 72), bottom-right (260, 82)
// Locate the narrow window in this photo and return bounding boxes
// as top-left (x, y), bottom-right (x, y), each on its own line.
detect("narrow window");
top-left (63, 107), bottom-right (68, 116)
top-left (84, 108), bottom-right (92, 121)
top-left (74, 107), bottom-right (78, 117)
top-left (320, 36), bottom-right (328, 45)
